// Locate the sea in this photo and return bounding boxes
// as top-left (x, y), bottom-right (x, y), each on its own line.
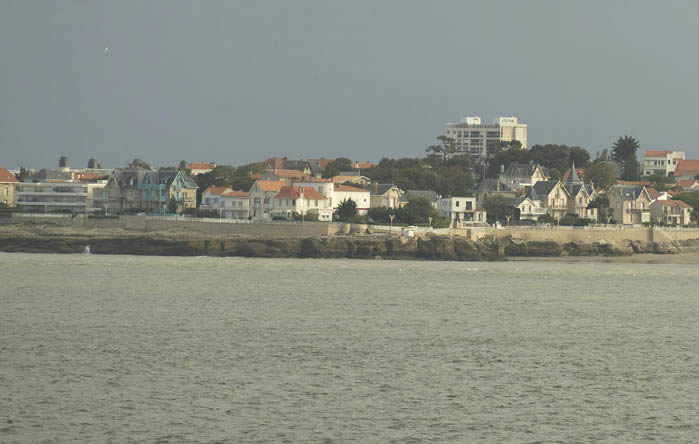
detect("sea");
top-left (0, 252), bottom-right (697, 443)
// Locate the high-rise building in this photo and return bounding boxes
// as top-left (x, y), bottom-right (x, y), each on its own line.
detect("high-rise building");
top-left (445, 116), bottom-right (528, 159)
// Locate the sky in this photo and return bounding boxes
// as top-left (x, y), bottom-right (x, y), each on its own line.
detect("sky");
top-left (2, 0), bottom-right (699, 170)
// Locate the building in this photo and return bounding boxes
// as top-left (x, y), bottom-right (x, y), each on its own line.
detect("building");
top-left (475, 178), bottom-right (516, 206)
top-left (674, 160), bottom-right (699, 180)
top-left (607, 185), bottom-right (652, 225)
top-left (220, 191), bottom-right (249, 219)
top-left (200, 186), bottom-right (231, 211)
top-left (269, 186), bottom-right (332, 221)
top-left (248, 180), bottom-right (286, 220)
top-left (332, 175), bottom-right (371, 187)
top-left (258, 169), bottom-right (307, 185)
top-left (187, 162), bottom-right (216, 176)
top-left (436, 197), bottom-right (484, 227)
top-left (0, 167), bottom-right (19, 207)
top-left (520, 180), bottom-right (571, 221)
top-left (398, 190), bottom-right (440, 208)
top-left (642, 151), bottom-right (685, 177)
top-left (332, 185), bottom-right (371, 215)
top-left (15, 181), bottom-right (91, 213)
top-left (364, 183), bottom-right (402, 208)
top-left (650, 200), bottom-right (693, 226)
top-left (498, 163), bottom-right (549, 191)
top-left (562, 161), bottom-right (598, 221)
top-left (445, 116), bottom-right (528, 159)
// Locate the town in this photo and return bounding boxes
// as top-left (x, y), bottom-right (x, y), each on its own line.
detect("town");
top-left (2, 116), bottom-right (698, 229)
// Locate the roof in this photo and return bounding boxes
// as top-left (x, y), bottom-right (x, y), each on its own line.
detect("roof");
top-left (275, 186), bottom-right (326, 200)
top-left (676, 179), bottom-right (699, 188)
top-left (332, 175), bottom-right (362, 183)
top-left (530, 180), bottom-right (564, 198)
top-left (255, 180), bottom-right (286, 192)
top-left (261, 157), bottom-right (287, 170)
top-left (0, 167), bottom-right (19, 183)
top-left (352, 162), bottom-right (376, 169)
top-left (611, 185), bottom-right (647, 200)
top-left (222, 190), bottom-right (248, 197)
top-left (365, 183), bottom-right (400, 195)
top-left (644, 150), bottom-right (674, 157)
top-left (646, 187), bottom-right (659, 200)
top-left (334, 184), bottom-right (366, 192)
top-left (188, 162), bottom-right (215, 170)
top-left (675, 160), bottom-right (699, 176)
top-left (476, 178), bottom-right (514, 193)
top-left (501, 163), bottom-right (542, 179)
top-left (308, 158), bottom-right (334, 171)
top-left (562, 168), bottom-right (585, 183)
top-left (283, 160), bottom-right (310, 171)
top-left (204, 186), bottom-right (230, 195)
top-left (295, 177), bottom-right (332, 183)
top-left (657, 200), bottom-right (691, 208)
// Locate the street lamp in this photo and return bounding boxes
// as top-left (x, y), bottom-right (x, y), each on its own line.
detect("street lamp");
top-left (428, 216), bottom-right (433, 229)
top-left (389, 214), bottom-right (395, 232)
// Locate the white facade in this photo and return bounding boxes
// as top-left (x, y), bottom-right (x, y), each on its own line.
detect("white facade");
top-left (249, 181), bottom-right (285, 220)
top-left (332, 186), bottom-right (371, 215)
top-left (437, 197), bottom-right (482, 226)
top-left (642, 151), bottom-right (685, 177)
top-left (446, 116), bottom-right (528, 159)
top-left (16, 181), bottom-right (93, 213)
top-left (220, 193), bottom-right (250, 219)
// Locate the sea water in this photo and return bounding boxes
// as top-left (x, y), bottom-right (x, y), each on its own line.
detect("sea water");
top-left (0, 253), bottom-right (697, 442)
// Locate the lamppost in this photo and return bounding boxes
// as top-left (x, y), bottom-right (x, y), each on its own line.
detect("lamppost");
top-left (428, 216), bottom-right (433, 229)
top-left (389, 214), bottom-right (395, 232)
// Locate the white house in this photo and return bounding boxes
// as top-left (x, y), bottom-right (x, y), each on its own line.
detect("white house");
top-left (249, 180), bottom-right (286, 220)
top-left (220, 191), bottom-right (249, 219)
top-left (650, 200), bottom-right (692, 226)
top-left (333, 185), bottom-right (371, 215)
top-left (498, 163), bottom-right (549, 191)
top-left (270, 185), bottom-right (332, 221)
top-left (200, 186), bottom-right (230, 211)
top-left (642, 151), bottom-right (685, 177)
top-left (437, 197), bottom-right (484, 227)
top-left (514, 197), bottom-right (547, 222)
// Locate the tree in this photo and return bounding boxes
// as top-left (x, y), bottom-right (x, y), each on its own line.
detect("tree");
top-left (336, 198), bottom-right (358, 220)
top-left (87, 158), bottom-right (98, 168)
top-left (321, 167), bottom-right (341, 179)
top-left (426, 136), bottom-right (457, 161)
top-left (58, 155), bottom-right (69, 168)
top-left (646, 174), bottom-right (675, 192)
top-left (178, 160), bottom-right (188, 170)
top-left (325, 157), bottom-right (353, 172)
top-left (394, 197), bottom-right (438, 225)
top-left (368, 206), bottom-right (393, 224)
top-left (587, 195), bottom-right (610, 223)
top-left (128, 158), bottom-right (152, 170)
top-left (482, 194), bottom-right (512, 224)
top-left (548, 168), bottom-right (562, 182)
top-left (96, 162), bottom-right (103, 169)
top-left (611, 136), bottom-right (640, 181)
top-left (584, 163), bottom-right (616, 190)
top-left (528, 144), bottom-right (591, 172)
top-left (167, 196), bottom-right (178, 214)
top-left (14, 166), bottom-right (28, 182)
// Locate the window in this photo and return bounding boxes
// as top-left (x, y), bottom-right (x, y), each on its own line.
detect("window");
top-left (466, 201), bottom-right (472, 210)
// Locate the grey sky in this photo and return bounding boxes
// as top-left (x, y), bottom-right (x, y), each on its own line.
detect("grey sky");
top-left (2, 0), bottom-right (699, 170)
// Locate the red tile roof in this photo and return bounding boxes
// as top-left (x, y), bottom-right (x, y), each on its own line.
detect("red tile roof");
top-left (296, 177), bottom-right (332, 183)
top-left (255, 181), bottom-right (286, 192)
top-left (676, 179), bottom-right (699, 188)
top-left (263, 168), bottom-right (306, 178)
top-left (675, 160), bottom-right (699, 176)
top-left (352, 162), bottom-right (376, 169)
top-left (561, 168), bottom-right (585, 182)
top-left (188, 162), bottom-right (215, 170)
top-left (616, 180), bottom-right (651, 186)
top-left (658, 200), bottom-right (691, 208)
top-left (0, 167), bottom-right (18, 183)
top-left (334, 184), bottom-right (366, 192)
top-left (646, 187), bottom-right (659, 200)
top-left (261, 157), bottom-right (287, 170)
top-left (275, 186), bottom-right (326, 200)
top-left (645, 150), bottom-right (674, 157)
top-left (204, 186), bottom-right (230, 195)
top-left (223, 190), bottom-right (248, 197)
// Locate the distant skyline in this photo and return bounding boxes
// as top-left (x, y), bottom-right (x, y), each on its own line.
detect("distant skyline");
top-left (2, 1), bottom-right (699, 170)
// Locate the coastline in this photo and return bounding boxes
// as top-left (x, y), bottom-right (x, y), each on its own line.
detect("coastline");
top-left (1, 222), bottom-right (699, 263)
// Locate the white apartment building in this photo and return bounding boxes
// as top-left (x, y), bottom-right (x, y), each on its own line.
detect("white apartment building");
top-left (642, 150), bottom-right (685, 177)
top-left (15, 181), bottom-right (92, 213)
top-left (445, 116), bottom-right (528, 159)
top-left (437, 197), bottom-right (485, 226)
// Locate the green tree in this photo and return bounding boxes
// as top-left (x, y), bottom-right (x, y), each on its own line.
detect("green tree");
top-left (646, 174), bottom-right (675, 192)
top-left (167, 197), bottom-right (178, 214)
top-left (584, 163), bottom-right (616, 190)
top-left (482, 194), bottom-right (513, 224)
top-left (548, 168), bottom-right (562, 182)
top-left (325, 157), bottom-right (353, 172)
top-left (393, 197), bottom-right (438, 225)
top-left (587, 195), bottom-right (610, 223)
top-left (528, 144), bottom-right (591, 172)
top-left (128, 158), bottom-right (152, 170)
top-left (321, 167), bottom-right (341, 178)
top-left (336, 198), bottom-right (358, 220)
top-left (426, 136), bottom-right (457, 162)
top-left (368, 206), bottom-right (393, 224)
top-left (611, 136), bottom-right (640, 180)
top-left (178, 160), bottom-right (188, 169)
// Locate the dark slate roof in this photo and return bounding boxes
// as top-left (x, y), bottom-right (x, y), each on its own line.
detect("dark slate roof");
top-left (476, 178), bottom-right (513, 193)
top-left (564, 160), bottom-right (582, 185)
top-left (284, 160), bottom-right (310, 171)
top-left (612, 185), bottom-right (646, 200)
top-left (399, 190), bottom-right (440, 203)
top-left (365, 183), bottom-right (399, 195)
top-left (530, 180), bottom-right (566, 198)
top-left (502, 163), bottom-right (545, 179)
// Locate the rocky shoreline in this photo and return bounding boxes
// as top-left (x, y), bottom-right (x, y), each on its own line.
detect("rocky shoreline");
top-left (1, 223), bottom-right (698, 261)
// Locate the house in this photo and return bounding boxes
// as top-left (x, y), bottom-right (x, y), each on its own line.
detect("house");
top-left (436, 197), bottom-right (483, 227)
top-left (498, 163), bottom-right (549, 191)
top-left (282, 160), bottom-right (313, 176)
top-left (187, 162), bottom-right (216, 176)
top-left (15, 181), bottom-right (92, 213)
top-left (200, 186), bottom-right (231, 211)
top-left (364, 183), bottom-right (402, 208)
top-left (650, 200), bottom-right (693, 226)
top-left (563, 161), bottom-right (598, 220)
top-left (307, 158), bottom-right (334, 175)
top-left (475, 178), bottom-right (516, 206)
top-left (642, 150), bottom-right (685, 177)
top-left (674, 160), bottom-right (699, 180)
top-left (248, 180), bottom-right (286, 220)
top-left (607, 185), bottom-right (652, 225)
top-left (95, 169), bottom-right (196, 213)
top-left (398, 190), bottom-right (440, 208)
top-left (333, 185), bottom-right (371, 215)
top-left (521, 180), bottom-right (571, 221)
top-left (269, 186), bottom-right (332, 221)
top-left (676, 179), bottom-right (699, 191)
top-left (514, 196), bottom-right (548, 222)
top-left (220, 191), bottom-right (249, 219)
top-left (0, 167), bottom-right (19, 207)
top-left (352, 161), bottom-right (377, 171)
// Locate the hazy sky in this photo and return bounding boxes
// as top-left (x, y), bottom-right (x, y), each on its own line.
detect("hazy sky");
top-left (2, 1), bottom-right (699, 170)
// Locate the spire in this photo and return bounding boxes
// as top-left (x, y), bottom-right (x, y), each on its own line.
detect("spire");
top-left (566, 159), bottom-right (582, 184)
